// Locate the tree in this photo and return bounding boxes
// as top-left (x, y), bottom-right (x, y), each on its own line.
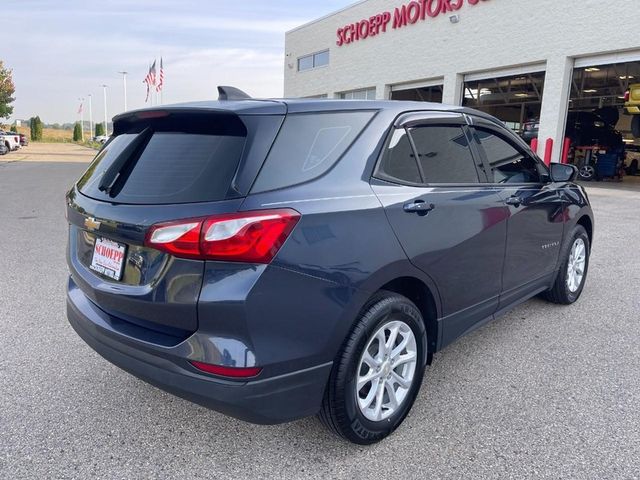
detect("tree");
top-left (73, 122), bottom-right (82, 141)
top-left (0, 61), bottom-right (15, 119)
top-left (95, 122), bottom-right (105, 137)
top-left (10, 124), bottom-right (17, 133)
top-left (29, 116), bottom-right (43, 141)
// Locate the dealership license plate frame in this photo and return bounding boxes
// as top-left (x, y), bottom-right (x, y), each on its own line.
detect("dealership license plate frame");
top-left (89, 237), bottom-right (127, 281)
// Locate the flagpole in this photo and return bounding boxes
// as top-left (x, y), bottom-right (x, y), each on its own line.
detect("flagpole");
top-left (155, 56), bottom-right (158, 106)
top-left (78, 97), bottom-right (84, 142)
top-left (87, 94), bottom-right (93, 139)
top-left (102, 84), bottom-right (108, 136)
top-left (146, 62), bottom-right (150, 106)
top-left (151, 62), bottom-right (158, 106)
top-left (118, 71), bottom-right (128, 112)
top-left (81, 98), bottom-right (84, 142)
top-left (149, 60), bottom-right (153, 107)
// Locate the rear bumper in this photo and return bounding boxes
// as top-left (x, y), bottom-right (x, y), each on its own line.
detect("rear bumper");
top-left (66, 279), bottom-right (332, 425)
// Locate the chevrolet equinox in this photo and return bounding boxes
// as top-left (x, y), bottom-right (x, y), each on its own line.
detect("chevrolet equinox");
top-left (66, 88), bottom-right (594, 444)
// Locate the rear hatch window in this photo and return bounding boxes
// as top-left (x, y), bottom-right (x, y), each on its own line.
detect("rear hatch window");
top-left (77, 111), bottom-right (247, 204)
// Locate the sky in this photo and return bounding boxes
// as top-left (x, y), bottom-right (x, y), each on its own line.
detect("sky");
top-left (3, 0), bottom-right (355, 125)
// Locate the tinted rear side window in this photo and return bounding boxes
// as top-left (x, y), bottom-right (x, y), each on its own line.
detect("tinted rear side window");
top-left (377, 129), bottom-right (422, 184)
top-left (409, 126), bottom-right (479, 184)
top-left (251, 111), bottom-right (374, 193)
top-left (78, 113), bottom-right (246, 204)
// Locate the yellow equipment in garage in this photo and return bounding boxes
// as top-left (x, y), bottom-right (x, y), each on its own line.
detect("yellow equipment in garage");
top-left (624, 83), bottom-right (640, 138)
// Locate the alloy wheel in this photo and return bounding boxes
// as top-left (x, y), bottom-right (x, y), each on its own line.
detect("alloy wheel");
top-left (579, 165), bottom-right (595, 180)
top-left (567, 238), bottom-right (586, 293)
top-left (355, 320), bottom-right (418, 422)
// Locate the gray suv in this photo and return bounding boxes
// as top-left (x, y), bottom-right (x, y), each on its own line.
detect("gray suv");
top-left (66, 90), bottom-right (594, 444)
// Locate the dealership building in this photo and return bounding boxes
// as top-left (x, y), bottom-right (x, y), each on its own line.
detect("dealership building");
top-left (284, 0), bottom-right (640, 166)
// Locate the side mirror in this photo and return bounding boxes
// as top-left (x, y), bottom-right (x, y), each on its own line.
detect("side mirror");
top-left (550, 163), bottom-right (578, 183)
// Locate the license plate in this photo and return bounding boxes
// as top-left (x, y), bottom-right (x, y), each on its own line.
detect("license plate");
top-left (90, 237), bottom-right (126, 281)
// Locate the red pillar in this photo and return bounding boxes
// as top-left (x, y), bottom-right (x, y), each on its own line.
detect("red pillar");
top-left (543, 138), bottom-right (553, 166)
top-left (531, 138), bottom-right (538, 155)
top-left (561, 137), bottom-right (571, 164)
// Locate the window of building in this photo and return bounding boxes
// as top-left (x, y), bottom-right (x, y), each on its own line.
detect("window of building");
top-left (297, 50), bottom-right (330, 72)
top-left (340, 88), bottom-right (376, 100)
top-left (314, 50), bottom-right (329, 68)
top-left (474, 128), bottom-right (542, 183)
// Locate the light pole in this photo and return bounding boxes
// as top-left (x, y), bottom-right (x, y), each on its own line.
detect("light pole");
top-left (101, 84), bottom-right (109, 136)
top-left (87, 94), bottom-right (93, 139)
top-left (78, 97), bottom-right (85, 142)
top-left (118, 71), bottom-right (128, 112)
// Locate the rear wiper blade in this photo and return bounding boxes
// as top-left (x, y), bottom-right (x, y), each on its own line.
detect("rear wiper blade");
top-left (98, 127), bottom-right (153, 195)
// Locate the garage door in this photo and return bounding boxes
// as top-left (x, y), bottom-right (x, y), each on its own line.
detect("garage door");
top-left (565, 56), bottom-right (640, 181)
top-left (390, 79), bottom-right (444, 102)
top-left (462, 64), bottom-right (546, 136)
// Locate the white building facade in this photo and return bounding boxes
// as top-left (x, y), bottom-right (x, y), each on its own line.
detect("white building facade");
top-left (284, 0), bottom-right (640, 163)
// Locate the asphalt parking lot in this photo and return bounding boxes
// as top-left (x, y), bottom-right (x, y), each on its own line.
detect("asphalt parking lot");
top-left (1, 157), bottom-right (639, 479)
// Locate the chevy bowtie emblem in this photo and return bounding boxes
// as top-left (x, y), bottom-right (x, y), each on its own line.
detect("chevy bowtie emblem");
top-left (84, 217), bottom-right (101, 231)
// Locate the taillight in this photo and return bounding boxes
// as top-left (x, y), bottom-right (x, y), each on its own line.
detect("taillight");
top-left (624, 91), bottom-right (630, 102)
top-left (190, 361), bottom-right (262, 378)
top-left (145, 209), bottom-right (300, 264)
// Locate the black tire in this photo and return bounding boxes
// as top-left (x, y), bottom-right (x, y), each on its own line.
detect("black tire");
top-left (318, 291), bottom-right (427, 444)
top-left (594, 106), bottom-right (619, 127)
top-left (543, 225), bottom-right (590, 305)
top-left (632, 116), bottom-right (640, 139)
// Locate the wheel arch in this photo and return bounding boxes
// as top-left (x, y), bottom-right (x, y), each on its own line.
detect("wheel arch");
top-left (377, 276), bottom-right (440, 363)
top-left (576, 214), bottom-right (593, 247)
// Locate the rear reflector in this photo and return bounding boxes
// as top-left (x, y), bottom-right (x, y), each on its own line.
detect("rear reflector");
top-left (624, 91), bottom-right (630, 102)
top-left (190, 361), bottom-right (262, 378)
top-left (145, 208), bottom-right (300, 264)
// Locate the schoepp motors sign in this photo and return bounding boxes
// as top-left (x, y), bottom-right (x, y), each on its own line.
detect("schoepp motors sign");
top-left (336, 0), bottom-right (490, 46)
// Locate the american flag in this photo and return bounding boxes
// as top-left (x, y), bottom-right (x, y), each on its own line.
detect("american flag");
top-left (143, 60), bottom-right (157, 102)
top-left (156, 58), bottom-right (164, 92)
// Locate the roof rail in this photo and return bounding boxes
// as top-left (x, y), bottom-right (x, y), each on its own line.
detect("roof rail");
top-left (218, 86), bottom-right (252, 101)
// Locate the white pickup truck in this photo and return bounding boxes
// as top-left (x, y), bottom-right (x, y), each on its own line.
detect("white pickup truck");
top-left (0, 131), bottom-right (21, 151)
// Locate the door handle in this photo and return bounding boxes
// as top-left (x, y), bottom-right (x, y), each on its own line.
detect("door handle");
top-left (403, 200), bottom-right (435, 214)
top-left (504, 196), bottom-right (523, 207)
